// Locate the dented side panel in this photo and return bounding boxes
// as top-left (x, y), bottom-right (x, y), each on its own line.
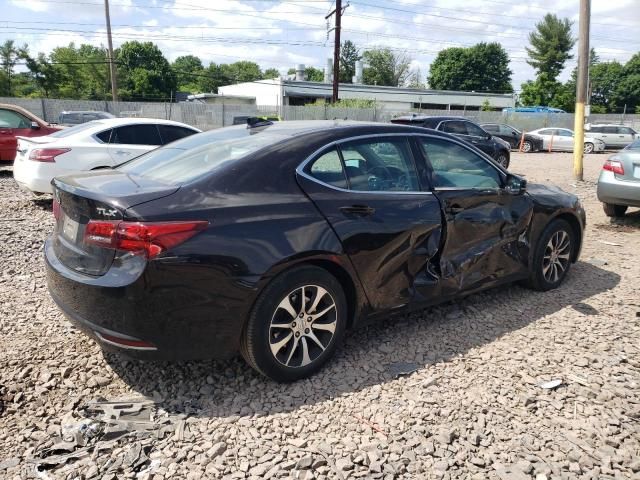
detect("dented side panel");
top-left (435, 189), bottom-right (534, 294)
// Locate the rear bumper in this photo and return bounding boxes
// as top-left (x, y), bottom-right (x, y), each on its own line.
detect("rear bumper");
top-left (12, 160), bottom-right (71, 194)
top-left (597, 171), bottom-right (640, 207)
top-left (45, 237), bottom-right (250, 360)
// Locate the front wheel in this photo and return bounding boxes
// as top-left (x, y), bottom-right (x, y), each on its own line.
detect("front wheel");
top-left (495, 152), bottom-right (510, 169)
top-left (522, 140), bottom-right (533, 153)
top-left (584, 142), bottom-right (594, 154)
top-left (603, 203), bottom-right (628, 217)
top-left (524, 219), bottom-right (575, 291)
top-left (240, 266), bottom-right (347, 382)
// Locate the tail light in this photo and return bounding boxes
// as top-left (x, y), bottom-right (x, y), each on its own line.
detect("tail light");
top-left (29, 148), bottom-right (70, 162)
top-left (603, 159), bottom-right (624, 175)
top-left (84, 220), bottom-right (208, 258)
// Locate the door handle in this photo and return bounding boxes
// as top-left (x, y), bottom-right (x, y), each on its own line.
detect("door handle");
top-left (447, 205), bottom-right (464, 215)
top-left (115, 150), bottom-right (131, 155)
top-left (340, 205), bottom-right (375, 216)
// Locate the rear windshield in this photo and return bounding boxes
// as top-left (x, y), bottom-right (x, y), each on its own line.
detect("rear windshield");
top-left (49, 121), bottom-right (105, 138)
top-left (118, 131), bottom-right (288, 185)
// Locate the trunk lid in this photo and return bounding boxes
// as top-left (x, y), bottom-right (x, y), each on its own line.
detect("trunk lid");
top-left (52, 170), bottom-right (179, 276)
top-left (617, 151), bottom-right (640, 183)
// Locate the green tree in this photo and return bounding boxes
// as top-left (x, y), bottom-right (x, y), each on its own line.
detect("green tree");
top-left (428, 42), bottom-right (512, 92)
top-left (221, 61), bottom-right (262, 84)
top-left (613, 53), bottom-right (640, 113)
top-left (407, 68), bottom-right (425, 89)
top-left (519, 72), bottom-right (572, 110)
top-left (526, 14), bottom-right (575, 80)
top-left (362, 48), bottom-right (411, 87)
top-left (0, 40), bottom-right (28, 95)
top-left (172, 55), bottom-right (204, 92)
top-left (262, 68), bottom-right (280, 79)
top-left (339, 40), bottom-right (361, 83)
top-left (117, 41), bottom-right (176, 101)
top-left (25, 53), bottom-right (60, 97)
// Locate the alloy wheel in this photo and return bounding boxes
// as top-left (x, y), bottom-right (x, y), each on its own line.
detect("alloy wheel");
top-left (497, 154), bottom-right (509, 168)
top-left (584, 143), bottom-right (594, 154)
top-left (542, 230), bottom-right (571, 283)
top-left (269, 285), bottom-right (338, 368)
top-left (522, 141), bottom-right (532, 153)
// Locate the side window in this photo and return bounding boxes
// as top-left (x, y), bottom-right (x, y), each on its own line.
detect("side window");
top-left (603, 126), bottom-right (618, 134)
top-left (158, 125), bottom-right (197, 144)
top-left (340, 138), bottom-right (419, 192)
top-left (483, 124), bottom-right (499, 133)
top-left (557, 129), bottom-right (573, 137)
top-left (308, 148), bottom-right (347, 189)
top-left (538, 129), bottom-right (553, 135)
top-left (617, 127), bottom-right (632, 135)
top-left (95, 129), bottom-right (112, 143)
top-left (419, 137), bottom-right (502, 190)
top-left (441, 121), bottom-right (468, 135)
top-left (465, 122), bottom-right (487, 137)
top-left (112, 125), bottom-right (162, 145)
top-left (499, 125), bottom-right (516, 136)
top-left (0, 109), bottom-right (30, 128)
top-left (589, 126), bottom-right (602, 133)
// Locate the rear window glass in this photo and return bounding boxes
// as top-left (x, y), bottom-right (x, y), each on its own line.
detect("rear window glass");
top-left (118, 132), bottom-right (288, 185)
top-left (49, 122), bottom-right (105, 138)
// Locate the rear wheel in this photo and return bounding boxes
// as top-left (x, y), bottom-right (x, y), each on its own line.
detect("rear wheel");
top-left (525, 219), bottom-right (575, 291)
top-left (495, 152), bottom-right (510, 169)
top-left (603, 203), bottom-right (628, 217)
top-left (240, 266), bottom-right (347, 382)
top-left (584, 142), bottom-right (594, 154)
top-left (522, 141), bottom-right (533, 153)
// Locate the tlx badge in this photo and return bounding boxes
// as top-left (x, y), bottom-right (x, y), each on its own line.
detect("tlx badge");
top-left (96, 207), bottom-right (119, 218)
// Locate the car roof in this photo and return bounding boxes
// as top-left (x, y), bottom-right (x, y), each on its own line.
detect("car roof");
top-left (0, 103), bottom-right (48, 124)
top-left (84, 117), bottom-right (200, 129)
top-left (60, 110), bottom-right (113, 115)
top-left (393, 115), bottom-right (475, 122)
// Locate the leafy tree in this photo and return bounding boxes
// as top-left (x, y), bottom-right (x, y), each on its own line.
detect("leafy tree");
top-left (519, 72), bottom-right (572, 110)
top-left (407, 68), bottom-right (425, 89)
top-left (172, 55), bottom-right (204, 92)
top-left (526, 14), bottom-right (575, 80)
top-left (340, 40), bottom-right (361, 83)
top-left (362, 48), bottom-right (411, 87)
top-left (287, 66), bottom-right (324, 82)
top-left (0, 40), bottom-right (28, 95)
top-left (613, 53), bottom-right (640, 113)
top-left (221, 61), bottom-right (262, 84)
top-left (0, 71), bottom-right (10, 96)
top-left (262, 68), bottom-right (280, 79)
top-left (428, 42), bottom-right (512, 92)
top-left (25, 53), bottom-right (60, 97)
top-left (198, 63), bottom-right (225, 93)
top-left (117, 41), bottom-right (176, 101)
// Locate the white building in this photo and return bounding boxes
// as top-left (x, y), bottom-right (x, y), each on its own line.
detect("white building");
top-left (218, 78), bottom-right (515, 114)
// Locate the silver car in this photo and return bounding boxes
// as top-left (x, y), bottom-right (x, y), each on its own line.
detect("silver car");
top-left (597, 139), bottom-right (640, 217)
top-left (586, 124), bottom-right (638, 149)
top-left (528, 128), bottom-right (606, 154)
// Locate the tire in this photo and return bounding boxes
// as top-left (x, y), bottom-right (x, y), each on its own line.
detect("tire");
top-left (583, 142), bottom-right (594, 154)
top-left (522, 141), bottom-right (532, 153)
top-left (240, 265), bottom-right (347, 382)
top-left (495, 152), bottom-right (510, 169)
top-left (524, 219), bottom-right (575, 291)
top-left (603, 203), bottom-right (628, 217)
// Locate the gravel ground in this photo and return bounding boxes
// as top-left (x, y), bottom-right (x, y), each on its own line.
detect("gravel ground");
top-left (0, 152), bottom-right (639, 480)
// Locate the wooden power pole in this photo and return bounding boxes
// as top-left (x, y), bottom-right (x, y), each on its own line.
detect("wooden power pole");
top-left (573, 0), bottom-right (590, 181)
top-left (104, 0), bottom-right (119, 102)
top-left (326, 0), bottom-right (343, 103)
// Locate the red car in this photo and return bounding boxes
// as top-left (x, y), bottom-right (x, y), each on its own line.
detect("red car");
top-left (0, 104), bottom-right (62, 163)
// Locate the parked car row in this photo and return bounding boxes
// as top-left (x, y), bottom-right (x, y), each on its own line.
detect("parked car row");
top-left (2, 102), bottom-right (634, 381)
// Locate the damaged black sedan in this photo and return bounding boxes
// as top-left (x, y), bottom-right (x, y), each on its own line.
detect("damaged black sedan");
top-left (46, 121), bottom-right (586, 382)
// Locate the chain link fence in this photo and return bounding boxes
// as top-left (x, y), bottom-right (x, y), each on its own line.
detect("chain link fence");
top-left (2, 97), bottom-right (639, 132)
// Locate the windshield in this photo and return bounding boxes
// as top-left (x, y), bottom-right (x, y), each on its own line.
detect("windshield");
top-left (49, 121), bottom-right (105, 138)
top-left (118, 131), bottom-right (288, 185)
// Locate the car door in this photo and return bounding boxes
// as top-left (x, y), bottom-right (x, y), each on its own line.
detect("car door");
top-left (296, 136), bottom-right (444, 312)
top-left (617, 127), bottom-right (635, 148)
top-left (107, 124), bottom-right (163, 164)
top-left (499, 124), bottom-right (520, 148)
top-left (0, 108), bottom-right (35, 161)
top-left (415, 135), bottom-right (533, 295)
top-left (536, 129), bottom-right (554, 150)
top-left (463, 121), bottom-right (496, 156)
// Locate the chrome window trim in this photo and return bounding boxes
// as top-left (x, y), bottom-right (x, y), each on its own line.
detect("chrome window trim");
top-left (296, 132), bottom-right (505, 195)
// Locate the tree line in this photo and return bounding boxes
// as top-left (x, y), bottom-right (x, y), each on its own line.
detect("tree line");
top-left (0, 13), bottom-right (638, 113)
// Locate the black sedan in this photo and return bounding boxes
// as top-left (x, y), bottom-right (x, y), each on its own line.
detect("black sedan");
top-left (46, 121), bottom-right (585, 382)
top-left (481, 123), bottom-right (544, 152)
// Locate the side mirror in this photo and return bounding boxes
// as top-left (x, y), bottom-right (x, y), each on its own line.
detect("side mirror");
top-left (505, 174), bottom-right (526, 195)
top-left (486, 134), bottom-right (492, 140)
top-left (30, 121), bottom-right (40, 129)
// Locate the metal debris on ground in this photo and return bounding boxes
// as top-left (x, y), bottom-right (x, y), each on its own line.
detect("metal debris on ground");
top-left (586, 258), bottom-right (608, 266)
top-left (387, 362), bottom-right (420, 378)
top-left (597, 240), bottom-right (622, 246)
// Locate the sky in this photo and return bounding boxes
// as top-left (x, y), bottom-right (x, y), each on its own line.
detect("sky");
top-left (1, 0), bottom-right (639, 93)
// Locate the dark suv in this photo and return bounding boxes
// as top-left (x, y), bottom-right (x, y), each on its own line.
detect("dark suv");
top-left (391, 115), bottom-right (511, 168)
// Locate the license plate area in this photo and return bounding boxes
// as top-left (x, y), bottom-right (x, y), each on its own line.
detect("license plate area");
top-left (61, 213), bottom-right (80, 242)
top-left (634, 165), bottom-right (640, 180)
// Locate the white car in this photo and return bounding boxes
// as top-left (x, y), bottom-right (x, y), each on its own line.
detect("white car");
top-left (528, 127), bottom-right (605, 154)
top-left (13, 118), bottom-right (201, 194)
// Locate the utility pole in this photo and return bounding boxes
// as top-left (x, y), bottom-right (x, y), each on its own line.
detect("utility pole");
top-left (104, 0), bottom-right (118, 102)
top-left (326, 0), bottom-right (343, 103)
top-left (572, 0), bottom-right (590, 181)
